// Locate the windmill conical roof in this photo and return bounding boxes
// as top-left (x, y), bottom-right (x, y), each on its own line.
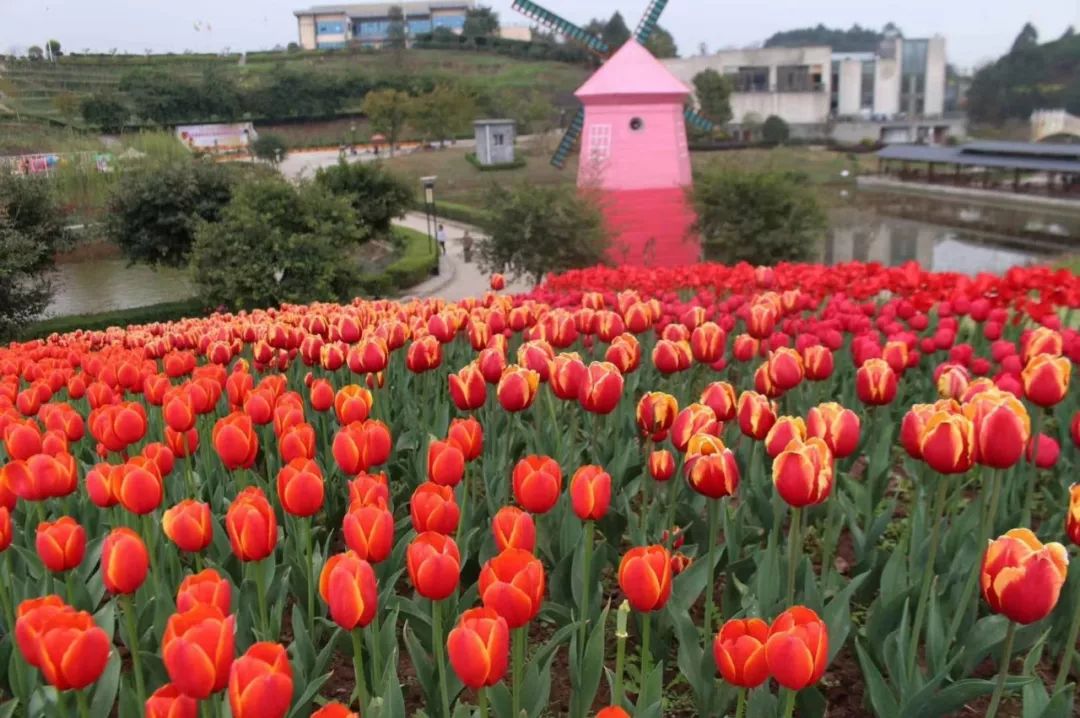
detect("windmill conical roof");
top-left (575, 40), bottom-right (692, 99)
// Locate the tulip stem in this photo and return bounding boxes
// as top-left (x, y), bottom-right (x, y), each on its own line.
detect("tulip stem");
top-left (303, 517), bottom-right (316, 636)
top-left (986, 621), bottom-right (1017, 718)
top-left (782, 688), bottom-right (797, 718)
top-left (735, 688), bottom-right (747, 718)
top-left (75, 689), bottom-right (90, 718)
top-left (476, 686), bottom-right (488, 718)
top-left (579, 520), bottom-right (594, 657)
top-left (121, 595), bottom-right (147, 705)
top-left (906, 478), bottom-right (949, 680)
top-left (663, 471), bottom-right (681, 539)
top-left (351, 628), bottom-right (369, 711)
top-left (614, 606), bottom-right (628, 708)
top-left (253, 559), bottom-right (270, 640)
top-left (141, 514), bottom-right (164, 601)
top-left (512, 626), bottom-right (526, 718)
top-left (1054, 577), bottom-right (1080, 692)
top-left (947, 469), bottom-right (1002, 650)
top-left (184, 454), bottom-right (197, 498)
top-left (640, 611), bottom-right (652, 692)
top-left (818, 499), bottom-right (841, 590)
top-left (0, 554), bottom-right (13, 632)
top-left (432, 599), bottom-right (451, 718)
top-left (703, 498), bottom-right (720, 644)
top-left (544, 387), bottom-right (562, 461)
top-left (1020, 409), bottom-right (1043, 526)
top-left (786, 507), bottom-right (802, 606)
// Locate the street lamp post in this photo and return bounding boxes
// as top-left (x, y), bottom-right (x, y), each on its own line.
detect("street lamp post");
top-left (350, 122), bottom-right (357, 154)
top-left (421, 176), bottom-right (439, 276)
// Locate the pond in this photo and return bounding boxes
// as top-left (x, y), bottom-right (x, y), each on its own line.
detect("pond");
top-left (44, 258), bottom-right (193, 318)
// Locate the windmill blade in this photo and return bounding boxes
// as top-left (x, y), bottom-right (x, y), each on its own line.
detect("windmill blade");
top-left (512, 0), bottom-right (609, 55)
top-left (684, 108), bottom-right (715, 132)
top-left (551, 107), bottom-right (585, 169)
top-left (634, 0), bottom-right (670, 44)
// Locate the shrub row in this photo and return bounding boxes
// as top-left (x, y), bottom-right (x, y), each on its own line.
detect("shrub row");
top-left (21, 298), bottom-right (206, 339)
top-left (358, 226), bottom-right (439, 297)
top-left (464, 152), bottom-right (527, 172)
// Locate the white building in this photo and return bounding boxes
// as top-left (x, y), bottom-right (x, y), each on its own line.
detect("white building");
top-left (664, 33), bottom-right (963, 144)
top-left (295, 1), bottom-right (474, 50)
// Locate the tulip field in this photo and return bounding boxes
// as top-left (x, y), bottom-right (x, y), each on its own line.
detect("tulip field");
top-left (0, 261), bottom-right (1078, 718)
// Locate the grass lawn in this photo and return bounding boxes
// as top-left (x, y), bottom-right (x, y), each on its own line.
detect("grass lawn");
top-left (384, 141), bottom-right (878, 209)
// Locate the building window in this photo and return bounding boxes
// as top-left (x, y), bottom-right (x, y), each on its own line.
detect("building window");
top-left (900, 39), bottom-right (929, 116)
top-left (316, 21), bottom-right (345, 35)
top-left (588, 124), bottom-right (612, 163)
top-left (861, 60), bottom-right (875, 110)
top-left (777, 65), bottom-right (814, 92)
top-left (629, 117), bottom-right (644, 131)
top-left (493, 133), bottom-right (505, 146)
top-left (734, 66), bottom-right (770, 93)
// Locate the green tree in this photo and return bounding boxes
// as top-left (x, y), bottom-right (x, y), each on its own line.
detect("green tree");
top-left (602, 12), bottom-right (632, 50)
top-left (46, 39), bottom-right (62, 59)
top-left (105, 160), bottom-right (239, 268)
top-left (190, 177), bottom-right (363, 310)
top-left (762, 115), bottom-right (790, 144)
top-left (120, 68), bottom-right (200, 124)
top-left (80, 93), bottom-right (130, 131)
top-left (252, 134), bottom-right (288, 165)
top-left (645, 26), bottom-right (678, 58)
top-left (315, 159), bottom-right (413, 242)
top-left (410, 84), bottom-right (476, 146)
top-left (27, 46), bottom-right (44, 62)
top-left (463, 6), bottom-right (500, 39)
top-left (386, 6), bottom-right (407, 49)
top-left (478, 184), bottom-right (609, 283)
top-left (198, 65), bottom-right (242, 119)
top-left (764, 23), bottom-right (889, 52)
top-left (249, 66), bottom-right (347, 118)
top-left (693, 168), bottom-right (825, 265)
top-left (0, 174), bottom-right (69, 337)
top-left (363, 89), bottom-right (411, 156)
top-left (1011, 22), bottom-right (1039, 52)
top-left (693, 69), bottom-right (733, 125)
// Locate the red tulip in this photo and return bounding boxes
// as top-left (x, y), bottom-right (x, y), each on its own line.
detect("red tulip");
top-left (228, 642), bottom-right (293, 718)
top-left (713, 617), bottom-right (770, 688)
top-left (512, 455), bottom-right (563, 514)
top-left (765, 606), bottom-right (829, 690)
top-left (36, 516), bottom-right (85, 573)
top-left (805, 402), bottom-right (860, 458)
top-left (617, 545), bottom-right (672, 612)
top-left (636, 392), bottom-right (678, 441)
top-left (737, 391), bottom-right (777, 440)
top-left (671, 403), bottom-right (720, 452)
top-left (311, 703), bottom-right (357, 718)
top-left (163, 500), bottom-right (214, 553)
top-left (212, 412), bottom-right (259, 470)
top-left (146, 684), bottom-right (198, 718)
top-left (319, 551), bottom-right (378, 630)
top-left (700, 381), bottom-right (737, 421)
top-left (342, 503), bottom-right (394, 563)
top-left (981, 528), bottom-right (1068, 624)
top-left (406, 532), bottom-right (461, 601)
top-left (578, 361), bottom-right (624, 414)
top-left (332, 420), bottom-right (392, 474)
top-left (101, 527), bottom-right (149, 595)
top-left (447, 607), bottom-right (510, 689)
top-left (410, 482), bottom-right (460, 534)
top-left (684, 434), bottom-right (740, 499)
top-left (648, 449), bottom-right (675, 482)
top-left (333, 385), bottom-right (373, 425)
top-left (162, 604), bottom-right (236, 699)
top-left (449, 362), bottom-right (487, 411)
top-left (855, 359), bottom-right (898, 406)
top-left (569, 465), bottom-right (611, 521)
top-left (226, 487), bottom-right (277, 562)
top-left (447, 417), bottom-right (483, 462)
top-left (492, 506), bottom-right (536, 552)
top-left (772, 437), bottom-right (834, 507)
top-left (15, 603), bottom-right (110, 690)
top-left (1021, 354), bottom-right (1071, 407)
top-left (479, 548), bottom-right (545, 628)
top-left (428, 439), bottom-right (466, 487)
top-left (176, 569), bottom-right (232, 615)
top-left (764, 416), bottom-right (807, 458)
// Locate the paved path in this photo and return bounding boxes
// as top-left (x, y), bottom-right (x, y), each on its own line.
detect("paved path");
top-left (394, 212), bottom-right (533, 300)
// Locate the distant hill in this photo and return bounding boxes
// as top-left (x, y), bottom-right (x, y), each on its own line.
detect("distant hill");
top-left (968, 26), bottom-right (1080, 124)
top-left (763, 24), bottom-right (896, 53)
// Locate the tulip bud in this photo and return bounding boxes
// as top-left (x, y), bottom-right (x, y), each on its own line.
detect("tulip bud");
top-left (919, 412), bottom-right (976, 475)
top-left (1021, 354), bottom-right (1071, 407)
top-left (578, 361), bottom-right (624, 415)
top-left (671, 403), bottom-right (720, 452)
top-left (407, 532), bottom-right (461, 601)
top-left (684, 434), bottom-right (740, 499)
top-left (410, 482), bottom-right (460, 535)
top-left (176, 569), bottom-right (232, 615)
top-left (427, 440), bottom-right (466, 487)
top-left (981, 528), bottom-right (1068, 624)
top-left (636, 392), bottom-right (678, 441)
top-left (162, 605), bottom-right (236, 699)
top-left (648, 449), bottom-right (675, 482)
top-left (449, 362), bottom-right (488, 411)
top-left (276, 458), bottom-right (325, 518)
top-left (855, 359), bottom-right (898, 406)
top-left (496, 366), bottom-right (540, 412)
top-left (343, 503), bottom-right (394, 563)
top-left (447, 417), bottom-right (483, 462)
top-left (226, 487), bottom-right (277, 562)
top-left (700, 381), bottom-right (737, 421)
top-left (1068, 484), bottom-right (1080, 547)
top-left (737, 391), bottom-right (777, 440)
top-left (772, 437), bottom-right (834, 507)
top-left (101, 527), bottom-right (149, 595)
top-left (801, 345), bottom-right (834, 381)
top-left (764, 416), bottom-right (807, 458)
top-left (163, 500), bottom-right (214, 553)
top-left (805, 402), bottom-right (861, 458)
top-left (146, 684), bottom-right (198, 718)
top-left (227, 642), bottom-right (294, 718)
top-left (212, 412), bottom-right (259, 471)
top-left (36, 516), bottom-right (86, 573)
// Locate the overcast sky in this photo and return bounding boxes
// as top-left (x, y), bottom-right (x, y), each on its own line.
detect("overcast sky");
top-left (1, 0), bottom-right (1076, 71)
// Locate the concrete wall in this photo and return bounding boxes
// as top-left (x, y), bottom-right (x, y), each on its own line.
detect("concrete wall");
top-left (924, 36), bottom-right (947, 116)
top-left (836, 58), bottom-right (863, 116)
top-left (498, 25), bottom-right (532, 41)
top-left (664, 47), bottom-right (832, 126)
top-left (297, 16), bottom-right (316, 50)
top-left (874, 56), bottom-right (902, 116)
top-left (578, 100), bottom-right (691, 191)
top-left (474, 122), bottom-right (516, 165)
top-left (830, 116), bottom-right (967, 144)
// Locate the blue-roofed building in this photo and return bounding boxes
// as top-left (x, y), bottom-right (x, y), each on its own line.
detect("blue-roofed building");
top-left (295, 1), bottom-right (474, 50)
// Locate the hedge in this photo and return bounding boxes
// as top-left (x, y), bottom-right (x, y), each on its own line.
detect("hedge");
top-left (21, 298), bottom-right (207, 339)
top-left (465, 153), bottom-right (527, 172)
top-left (358, 226), bottom-right (439, 296)
top-left (410, 199), bottom-right (492, 228)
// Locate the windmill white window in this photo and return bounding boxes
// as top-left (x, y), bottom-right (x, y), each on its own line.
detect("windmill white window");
top-left (588, 124), bottom-right (612, 163)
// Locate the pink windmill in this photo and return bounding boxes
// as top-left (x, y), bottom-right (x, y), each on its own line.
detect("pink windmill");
top-left (513, 0), bottom-right (715, 266)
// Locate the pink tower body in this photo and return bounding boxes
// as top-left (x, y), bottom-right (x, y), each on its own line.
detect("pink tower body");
top-left (575, 40), bottom-right (700, 266)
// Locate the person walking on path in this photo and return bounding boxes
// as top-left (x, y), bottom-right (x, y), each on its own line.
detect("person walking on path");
top-left (436, 224), bottom-right (448, 255)
top-left (461, 231), bottom-right (474, 263)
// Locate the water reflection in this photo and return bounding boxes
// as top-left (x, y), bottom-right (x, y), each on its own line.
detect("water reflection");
top-left (45, 259), bottom-right (193, 318)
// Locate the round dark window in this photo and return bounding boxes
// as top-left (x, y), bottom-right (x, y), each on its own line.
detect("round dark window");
top-left (630, 117), bottom-right (644, 131)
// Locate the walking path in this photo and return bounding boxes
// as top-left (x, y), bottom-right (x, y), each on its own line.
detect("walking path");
top-left (393, 212), bottom-right (533, 300)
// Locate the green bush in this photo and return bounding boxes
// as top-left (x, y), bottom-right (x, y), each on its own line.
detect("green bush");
top-left (105, 159), bottom-right (242, 268)
top-left (411, 199), bottom-right (492, 227)
top-left (693, 168), bottom-right (826, 265)
top-left (251, 134), bottom-right (288, 165)
top-left (315, 160), bottom-right (414, 242)
top-left (190, 176), bottom-right (363, 310)
top-left (762, 115), bottom-right (791, 145)
top-left (0, 174), bottom-right (70, 339)
top-left (358, 227), bottom-right (438, 296)
top-left (465, 152), bottom-right (527, 172)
